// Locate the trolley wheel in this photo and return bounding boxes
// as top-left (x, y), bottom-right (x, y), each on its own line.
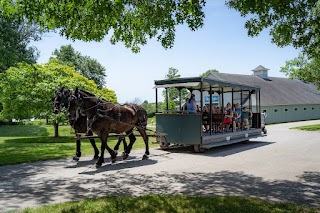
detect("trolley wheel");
top-left (160, 142), bottom-right (170, 150)
top-left (194, 145), bottom-right (205, 153)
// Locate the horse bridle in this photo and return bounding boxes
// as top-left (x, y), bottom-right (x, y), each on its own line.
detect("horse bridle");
top-left (54, 91), bottom-right (69, 113)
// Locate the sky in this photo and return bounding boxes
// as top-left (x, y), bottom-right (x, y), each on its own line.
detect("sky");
top-left (31, 1), bottom-right (301, 104)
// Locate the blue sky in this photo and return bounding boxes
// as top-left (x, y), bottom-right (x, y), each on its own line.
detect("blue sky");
top-left (32, 1), bottom-right (300, 103)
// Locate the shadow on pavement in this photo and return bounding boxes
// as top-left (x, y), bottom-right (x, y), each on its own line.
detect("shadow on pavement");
top-left (162, 141), bottom-right (274, 157)
top-left (0, 167), bottom-right (319, 212)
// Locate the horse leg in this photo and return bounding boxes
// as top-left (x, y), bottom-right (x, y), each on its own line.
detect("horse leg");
top-left (123, 137), bottom-right (127, 152)
top-left (89, 138), bottom-right (99, 160)
top-left (73, 134), bottom-right (81, 161)
top-left (113, 136), bottom-right (125, 156)
top-left (96, 132), bottom-right (108, 168)
top-left (138, 128), bottom-right (150, 160)
top-left (122, 129), bottom-right (136, 160)
top-left (86, 131), bottom-right (99, 160)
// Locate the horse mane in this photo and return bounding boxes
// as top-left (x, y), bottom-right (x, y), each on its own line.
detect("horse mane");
top-left (77, 88), bottom-right (97, 97)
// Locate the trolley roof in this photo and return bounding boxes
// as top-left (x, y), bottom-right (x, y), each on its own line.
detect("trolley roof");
top-left (154, 77), bottom-right (260, 92)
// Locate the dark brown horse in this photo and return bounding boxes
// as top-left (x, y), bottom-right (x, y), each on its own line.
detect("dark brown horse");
top-left (53, 88), bottom-right (100, 161)
top-left (53, 88), bottom-right (128, 161)
top-left (74, 88), bottom-right (149, 168)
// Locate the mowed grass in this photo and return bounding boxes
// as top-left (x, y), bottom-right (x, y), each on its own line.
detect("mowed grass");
top-left (291, 124), bottom-right (320, 131)
top-left (21, 195), bottom-right (318, 213)
top-left (0, 124), bottom-right (157, 166)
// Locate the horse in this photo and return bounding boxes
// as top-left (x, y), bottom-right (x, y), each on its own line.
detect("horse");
top-left (74, 88), bottom-right (149, 168)
top-left (53, 88), bottom-right (127, 161)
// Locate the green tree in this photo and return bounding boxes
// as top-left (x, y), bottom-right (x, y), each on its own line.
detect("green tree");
top-left (0, 59), bottom-right (117, 136)
top-left (162, 67), bottom-right (188, 110)
top-left (52, 44), bottom-right (106, 88)
top-left (200, 69), bottom-right (219, 77)
top-left (1, 0), bottom-right (205, 52)
top-left (280, 54), bottom-right (320, 89)
top-left (0, 14), bottom-right (43, 72)
top-left (226, 0), bottom-right (320, 57)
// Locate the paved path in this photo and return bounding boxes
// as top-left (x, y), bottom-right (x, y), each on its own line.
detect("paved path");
top-left (1, 120), bottom-right (320, 212)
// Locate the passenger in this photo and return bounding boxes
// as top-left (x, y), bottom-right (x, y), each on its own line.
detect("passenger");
top-left (224, 103), bottom-right (233, 131)
top-left (234, 103), bottom-right (242, 130)
top-left (202, 106), bottom-right (210, 132)
top-left (186, 94), bottom-right (197, 114)
top-left (182, 98), bottom-right (189, 113)
top-left (242, 107), bottom-right (253, 129)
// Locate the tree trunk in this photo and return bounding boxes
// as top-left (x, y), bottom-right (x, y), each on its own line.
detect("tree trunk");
top-left (46, 116), bottom-right (49, 124)
top-left (54, 123), bottom-right (59, 137)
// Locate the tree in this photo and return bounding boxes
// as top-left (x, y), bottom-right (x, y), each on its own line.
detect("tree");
top-left (162, 67), bottom-right (188, 110)
top-left (0, 14), bottom-right (43, 72)
top-left (0, 59), bottom-right (117, 136)
top-left (226, 0), bottom-right (320, 57)
top-left (280, 54), bottom-right (320, 89)
top-left (52, 44), bottom-right (106, 88)
top-left (1, 0), bottom-right (205, 52)
top-left (199, 69), bottom-right (219, 77)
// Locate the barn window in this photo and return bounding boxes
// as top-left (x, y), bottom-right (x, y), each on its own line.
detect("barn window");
top-left (295, 108), bottom-right (297, 111)
top-left (285, 109), bottom-right (288, 111)
top-left (312, 107), bottom-right (314, 110)
top-left (304, 108), bottom-right (306, 110)
top-left (274, 109), bottom-right (278, 112)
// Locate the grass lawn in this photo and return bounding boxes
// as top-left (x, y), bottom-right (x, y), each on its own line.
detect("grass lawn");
top-left (0, 124), bottom-right (157, 166)
top-left (21, 195), bottom-right (318, 213)
top-left (290, 124), bottom-right (320, 131)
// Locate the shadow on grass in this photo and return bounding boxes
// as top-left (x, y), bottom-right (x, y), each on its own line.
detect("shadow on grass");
top-left (0, 125), bottom-right (50, 137)
top-left (3, 136), bottom-right (75, 143)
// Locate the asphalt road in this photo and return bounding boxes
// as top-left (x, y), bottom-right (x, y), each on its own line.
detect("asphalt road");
top-left (0, 120), bottom-right (319, 212)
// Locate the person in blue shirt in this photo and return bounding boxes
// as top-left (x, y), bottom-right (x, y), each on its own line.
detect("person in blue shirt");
top-left (187, 94), bottom-right (197, 114)
top-left (234, 103), bottom-right (242, 130)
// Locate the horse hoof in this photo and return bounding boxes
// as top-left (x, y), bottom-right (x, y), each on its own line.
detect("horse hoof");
top-left (111, 157), bottom-right (117, 163)
top-left (142, 154), bottom-right (149, 160)
top-left (114, 150), bottom-right (118, 156)
top-left (122, 152), bottom-right (129, 160)
top-left (73, 156), bottom-right (80, 162)
top-left (95, 163), bottom-right (102, 168)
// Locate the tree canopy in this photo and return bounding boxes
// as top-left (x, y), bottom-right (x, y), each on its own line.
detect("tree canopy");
top-left (0, 14), bottom-right (43, 72)
top-left (199, 69), bottom-right (219, 77)
top-left (280, 54), bottom-right (320, 89)
top-left (162, 67), bottom-right (188, 110)
top-left (52, 44), bottom-right (107, 88)
top-left (226, 0), bottom-right (320, 58)
top-left (0, 59), bottom-right (117, 120)
top-left (1, 0), bottom-right (205, 52)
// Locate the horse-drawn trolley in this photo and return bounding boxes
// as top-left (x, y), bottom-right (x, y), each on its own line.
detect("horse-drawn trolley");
top-left (154, 77), bottom-right (267, 152)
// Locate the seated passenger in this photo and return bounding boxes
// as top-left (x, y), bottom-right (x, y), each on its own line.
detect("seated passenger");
top-left (224, 103), bottom-right (233, 131)
top-left (202, 106), bottom-right (210, 132)
top-left (233, 103), bottom-right (242, 130)
top-left (242, 107), bottom-right (253, 129)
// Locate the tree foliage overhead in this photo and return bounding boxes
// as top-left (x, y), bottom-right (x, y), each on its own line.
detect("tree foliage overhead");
top-left (0, 59), bottom-right (117, 120)
top-left (199, 69), bottom-right (219, 77)
top-left (2, 0), bottom-right (206, 52)
top-left (52, 44), bottom-right (107, 88)
top-left (0, 14), bottom-right (43, 72)
top-left (280, 54), bottom-right (320, 89)
top-left (226, 0), bottom-right (320, 57)
top-left (162, 67), bottom-right (188, 110)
